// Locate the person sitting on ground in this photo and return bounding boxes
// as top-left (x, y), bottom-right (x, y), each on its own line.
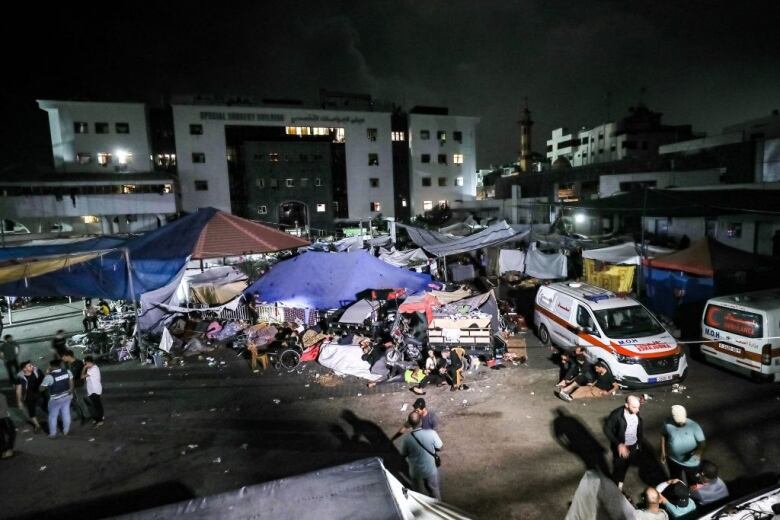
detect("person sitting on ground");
top-left (636, 487), bottom-right (669, 520)
top-left (411, 354), bottom-right (447, 395)
top-left (392, 398), bottom-right (440, 440)
top-left (97, 299), bottom-right (111, 317)
top-left (424, 349), bottom-right (437, 373)
top-left (656, 479), bottom-right (697, 518)
top-left (555, 347), bottom-right (595, 402)
top-left (690, 460), bottom-right (729, 506)
top-left (568, 362), bottom-right (619, 400)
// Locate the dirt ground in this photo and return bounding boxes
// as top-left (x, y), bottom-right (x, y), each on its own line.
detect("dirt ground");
top-left (1, 330), bottom-right (779, 519)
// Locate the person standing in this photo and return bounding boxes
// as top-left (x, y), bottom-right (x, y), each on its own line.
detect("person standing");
top-left (604, 395), bottom-right (643, 490)
top-left (397, 411), bottom-right (443, 499)
top-left (61, 350), bottom-right (89, 425)
top-left (51, 330), bottom-right (68, 359)
top-left (83, 356), bottom-right (103, 427)
top-left (391, 398), bottom-right (440, 441)
top-left (1, 334), bottom-right (20, 385)
top-left (661, 405), bottom-right (706, 483)
top-left (0, 392), bottom-right (16, 459)
top-left (15, 361), bottom-right (45, 432)
top-left (39, 359), bottom-right (73, 438)
top-left (82, 301), bottom-right (98, 332)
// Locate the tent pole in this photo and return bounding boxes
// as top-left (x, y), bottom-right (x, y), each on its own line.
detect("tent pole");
top-left (123, 248), bottom-right (142, 360)
top-left (443, 255), bottom-right (448, 282)
top-left (638, 188), bottom-right (648, 297)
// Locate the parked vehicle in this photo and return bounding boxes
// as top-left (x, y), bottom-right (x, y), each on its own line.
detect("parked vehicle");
top-left (700, 290), bottom-right (780, 382)
top-left (534, 282), bottom-right (687, 387)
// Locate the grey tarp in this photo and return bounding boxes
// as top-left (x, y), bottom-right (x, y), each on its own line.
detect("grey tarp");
top-left (111, 457), bottom-right (472, 520)
top-left (399, 221), bottom-right (522, 258)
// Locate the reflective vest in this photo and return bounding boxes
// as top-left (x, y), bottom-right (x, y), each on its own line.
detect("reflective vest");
top-left (48, 368), bottom-right (71, 396)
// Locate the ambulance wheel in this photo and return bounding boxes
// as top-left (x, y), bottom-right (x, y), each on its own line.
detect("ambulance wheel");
top-left (538, 325), bottom-right (550, 346)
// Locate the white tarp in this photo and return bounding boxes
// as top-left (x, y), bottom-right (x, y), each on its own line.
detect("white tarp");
top-left (339, 299), bottom-right (381, 324)
top-left (335, 235), bottom-right (393, 252)
top-left (380, 248), bottom-right (429, 267)
top-left (498, 246), bottom-right (568, 279)
top-left (582, 242), bottom-right (675, 265)
top-left (400, 221), bottom-right (523, 257)
top-left (439, 215), bottom-right (482, 236)
top-left (158, 328), bottom-right (174, 353)
top-left (565, 470), bottom-right (636, 520)
top-left (318, 343), bottom-right (383, 382)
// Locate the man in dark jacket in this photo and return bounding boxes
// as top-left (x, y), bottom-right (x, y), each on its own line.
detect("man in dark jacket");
top-left (604, 394), bottom-right (643, 490)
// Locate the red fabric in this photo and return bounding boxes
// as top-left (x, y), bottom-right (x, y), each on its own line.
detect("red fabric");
top-left (399, 293), bottom-right (441, 323)
top-left (299, 342), bottom-right (322, 362)
top-left (643, 237), bottom-right (773, 277)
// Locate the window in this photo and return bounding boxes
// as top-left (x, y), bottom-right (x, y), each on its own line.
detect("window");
top-left (300, 178), bottom-right (309, 188)
top-left (438, 154), bottom-right (447, 164)
top-left (704, 304), bottom-right (763, 338)
top-left (423, 200), bottom-right (433, 210)
top-left (438, 177), bottom-right (447, 187)
top-left (438, 200), bottom-right (448, 208)
top-left (576, 306), bottom-right (597, 334)
top-left (420, 130), bottom-right (430, 140)
top-left (116, 152), bottom-right (133, 165)
top-left (76, 153), bottom-right (92, 164)
top-left (455, 176), bottom-right (464, 187)
top-left (269, 178), bottom-right (278, 188)
top-left (437, 131), bottom-right (447, 141)
top-left (453, 154), bottom-right (463, 164)
top-left (368, 153), bottom-right (379, 166)
top-left (316, 203), bottom-right (326, 213)
top-left (256, 178), bottom-right (265, 188)
top-left (192, 152), bottom-right (206, 163)
top-left (269, 152), bottom-right (280, 162)
top-left (253, 153), bottom-right (264, 161)
top-left (194, 180), bottom-right (209, 191)
top-left (74, 122), bottom-right (88, 134)
top-left (315, 178), bottom-right (322, 187)
top-left (97, 152), bottom-right (112, 166)
top-left (121, 185), bottom-right (136, 194)
top-left (422, 177), bottom-right (432, 187)
top-left (190, 124), bottom-right (203, 135)
top-left (95, 122), bottom-right (109, 134)
top-left (401, 198), bottom-right (407, 207)
top-left (726, 223), bottom-right (742, 238)
top-left (115, 122), bottom-right (130, 134)
top-left (367, 128), bottom-right (378, 141)
top-left (370, 201), bottom-right (382, 212)
top-left (369, 178), bottom-right (380, 188)
top-left (421, 154), bottom-right (431, 163)
top-left (257, 205), bottom-right (267, 215)
top-left (392, 131), bottom-right (405, 141)
top-left (286, 179), bottom-right (295, 188)
top-left (454, 131), bottom-right (463, 143)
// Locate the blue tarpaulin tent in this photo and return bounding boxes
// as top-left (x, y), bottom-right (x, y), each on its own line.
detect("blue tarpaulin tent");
top-left (245, 251), bottom-right (433, 309)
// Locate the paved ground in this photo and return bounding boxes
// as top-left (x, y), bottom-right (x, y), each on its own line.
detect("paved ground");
top-left (0, 304), bottom-right (779, 519)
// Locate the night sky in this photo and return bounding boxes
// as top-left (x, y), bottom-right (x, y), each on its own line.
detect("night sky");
top-left (6, 1), bottom-right (780, 171)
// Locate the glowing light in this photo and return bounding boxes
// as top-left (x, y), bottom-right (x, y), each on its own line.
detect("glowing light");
top-left (574, 213), bottom-right (586, 224)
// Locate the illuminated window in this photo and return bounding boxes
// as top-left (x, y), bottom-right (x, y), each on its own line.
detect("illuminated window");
top-left (82, 215), bottom-right (100, 224)
top-left (401, 198), bottom-right (407, 207)
top-left (115, 122), bottom-right (130, 134)
top-left (422, 177), bottom-right (431, 187)
top-left (192, 152), bottom-right (206, 163)
top-left (370, 178), bottom-right (379, 188)
top-left (438, 154), bottom-right (447, 164)
top-left (116, 151), bottom-right (133, 165)
top-left (316, 203), bottom-right (326, 213)
top-left (454, 131), bottom-right (463, 143)
top-left (392, 131), bottom-right (405, 141)
top-left (438, 177), bottom-right (447, 187)
top-left (423, 200), bottom-right (433, 210)
top-left (315, 178), bottom-right (322, 187)
top-left (453, 154), bottom-right (464, 164)
top-left (438, 200), bottom-right (448, 208)
top-left (95, 122), bottom-right (109, 134)
top-left (455, 176), bottom-right (464, 187)
top-left (190, 124), bottom-right (203, 135)
top-left (257, 205), bottom-right (267, 215)
top-left (437, 131), bottom-right (446, 141)
top-left (286, 179), bottom-right (295, 188)
top-left (421, 154), bottom-right (430, 163)
top-left (368, 153), bottom-right (379, 166)
top-left (121, 185), bottom-right (136, 194)
top-left (194, 180), bottom-right (208, 191)
top-left (370, 201), bottom-right (382, 212)
top-left (74, 122), bottom-right (88, 134)
top-left (163, 184), bottom-right (172, 193)
top-left (269, 153), bottom-right (280, 162)
top-left (367, 128), bottom-right (378, 141)
top-left (334, 128), bottom-right (345, 143)
top-left (97, 153), bottom-right (112, 166)
top-left (76, 153), bottom-right (92, 164)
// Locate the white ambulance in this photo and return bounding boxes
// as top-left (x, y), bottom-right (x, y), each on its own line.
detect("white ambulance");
top-left (534, 282), bottom-right (687, 387)
top-left (700, 290), bottom-right (780, 382)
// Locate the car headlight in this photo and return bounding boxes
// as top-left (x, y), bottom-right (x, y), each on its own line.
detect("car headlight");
top-left (616, 353), bottom-right (641, 364)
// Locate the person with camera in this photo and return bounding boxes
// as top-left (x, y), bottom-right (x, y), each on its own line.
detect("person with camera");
top-left (397, 411), bottom-right (443, 499)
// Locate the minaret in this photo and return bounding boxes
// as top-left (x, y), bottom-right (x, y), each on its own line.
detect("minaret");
top-left (518, 98), bottom-right (533, 172)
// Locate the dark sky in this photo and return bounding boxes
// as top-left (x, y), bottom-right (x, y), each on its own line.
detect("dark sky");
top-left (6, 1), bottom-right (780, 171)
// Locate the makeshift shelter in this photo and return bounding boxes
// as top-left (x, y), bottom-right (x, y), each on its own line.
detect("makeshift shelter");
top-left (186, 266), bottom-right (248, 305)
top-left (399, 221), bottom-right (521, 257)
top-left (379, 248), bottom-right (429, 268)
top-left (113, 457), bottom-right (472, 520)
top-left (642, 237), bottom-right (780, 317)
top-left (498, 245), bottom-right (568, 279)
top-left (245, 251), bottom-right (432, 310)
top-left (582, 242), bottom-right (674, 292)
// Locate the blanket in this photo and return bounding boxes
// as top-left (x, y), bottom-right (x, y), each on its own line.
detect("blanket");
top-left (318, 343), bottom-right (383, 382)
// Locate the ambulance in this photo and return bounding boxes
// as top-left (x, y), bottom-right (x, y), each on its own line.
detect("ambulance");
top-left (700, 290), bottom-right (780, 382)
top-left (534, 282), bottom-right (687, 387)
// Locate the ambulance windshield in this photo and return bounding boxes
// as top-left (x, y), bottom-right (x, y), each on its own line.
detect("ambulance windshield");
top-left (593, 305), bottom-right (665, 339)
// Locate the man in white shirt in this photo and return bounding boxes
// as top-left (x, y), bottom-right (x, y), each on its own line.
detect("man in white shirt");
top-left (82, 356), bottom-right (103, 427)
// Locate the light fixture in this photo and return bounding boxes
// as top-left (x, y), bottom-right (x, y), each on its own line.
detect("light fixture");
top-left (574, 213), bottom-right (586, 224)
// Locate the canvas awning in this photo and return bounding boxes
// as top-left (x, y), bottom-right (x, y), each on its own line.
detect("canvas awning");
top-left (582, 242), bottom-right (674, 265)
top-left (0, 251), bottom-right (107, 285)
top-left (644, 237), bottom-right (777, 277)
top-left (399, 221), bottom-right (523, 257)
top-left (379, 248), bottom-right (429, 267)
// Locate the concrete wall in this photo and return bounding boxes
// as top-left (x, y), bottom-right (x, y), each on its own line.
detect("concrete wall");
top-left (598, 169), bottom-right (723, 197)
top-left (0, 193), bottom-right (175, 219)
top-left (643, 214), bottom-right (780, 253)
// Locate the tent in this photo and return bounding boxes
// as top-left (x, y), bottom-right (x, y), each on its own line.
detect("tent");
top-left (0, 208), bottom-right (308, 299)
top-left (245, 251), bottom-right (432, 309)
top-left (498, 246), bottom-right (568, 279)
top-left (581, 242), bottom-right (674, 292)
top-left (399, 221), bottom-right (522, 257)
top-left (379, 248), bottom-right (429, 268)
top-left (582, 242), bottom-right (674, 265)
top-left (187, 266), bottom-right (248, 305)
top-left (112, 457), bottom-right (472, 520)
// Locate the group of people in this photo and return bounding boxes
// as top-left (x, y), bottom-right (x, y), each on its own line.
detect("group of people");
top-left (0, 330), bottom-right (104, 460)
top-left (392, 398), bottom-right (444, 499)
top-left (409, 347), bottom-right (469, 394)
top-left (82, 298), bottom-right (113, 332)
top-left (554, 346), bottom-right (619, 401)
top-left (606, 396), bottom-right (729, 519)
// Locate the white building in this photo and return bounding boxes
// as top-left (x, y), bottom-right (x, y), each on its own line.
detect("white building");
top-left (407, 111), bottom-right (479, 216)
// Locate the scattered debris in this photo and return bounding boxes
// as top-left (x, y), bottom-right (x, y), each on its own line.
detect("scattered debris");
top-left (357, 393), bottom-right (363, 397)
top-left (240, 444), bottom-right (248, 450)
top-left (272, 399), bottom-right (281, 405)
top-left (188, 444), bottom-right (199, 449)
top-left (89, 438), bottom-right (95, 442)
top-left (212, 457), bottom-right (222, 464)
top-left (400, 403), bottom-right (408, 412)
top-left (39, 466), bottom-right (47, 472)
